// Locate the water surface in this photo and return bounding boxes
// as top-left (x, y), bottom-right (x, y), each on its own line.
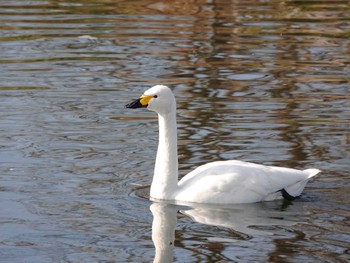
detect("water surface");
top-left (0, 1), bottom-right (349, 262)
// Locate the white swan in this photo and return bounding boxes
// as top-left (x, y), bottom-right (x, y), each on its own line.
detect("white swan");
top-left (125, 85), bottom-right (320, 204)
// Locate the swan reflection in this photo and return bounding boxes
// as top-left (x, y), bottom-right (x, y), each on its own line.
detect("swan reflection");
top-left (150, 202), bottom-right (177, 263)
top-left (150, 200), bottom-right (306, 262)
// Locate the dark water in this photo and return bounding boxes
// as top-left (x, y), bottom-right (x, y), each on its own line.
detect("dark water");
top-left (0, 1), bottom-right (349, 262)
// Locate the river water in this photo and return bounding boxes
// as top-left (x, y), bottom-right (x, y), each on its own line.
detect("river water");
top-left (0, 1), bottom-right (349, 262)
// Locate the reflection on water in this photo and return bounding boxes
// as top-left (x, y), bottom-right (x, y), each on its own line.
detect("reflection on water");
top-left (0, 0), bottom-right (349, 262)
top-left (151, 203), bottom-right (177, 263)
top-left (151, 200), bottom-right (316, 262)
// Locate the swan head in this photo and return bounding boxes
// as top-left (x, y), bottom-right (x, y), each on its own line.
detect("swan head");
top-left (125, 85), bottom-right (176, 115)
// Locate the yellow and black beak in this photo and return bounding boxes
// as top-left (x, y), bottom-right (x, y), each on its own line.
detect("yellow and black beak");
top-left (125, 95), bottom-right (153, 109)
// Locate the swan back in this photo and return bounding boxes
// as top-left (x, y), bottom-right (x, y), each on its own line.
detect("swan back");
top-left (176, 160), bottom-right (320, 204)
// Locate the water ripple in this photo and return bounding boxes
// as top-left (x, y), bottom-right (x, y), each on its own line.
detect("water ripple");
top-left (0, 0), bottom-right (349, 262)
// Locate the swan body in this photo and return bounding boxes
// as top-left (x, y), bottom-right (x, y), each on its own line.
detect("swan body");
top-left (125, 85), bottom-right (320, 204)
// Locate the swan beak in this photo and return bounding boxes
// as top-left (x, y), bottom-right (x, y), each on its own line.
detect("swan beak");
top-left (125, 95), bottom-right (152, 109)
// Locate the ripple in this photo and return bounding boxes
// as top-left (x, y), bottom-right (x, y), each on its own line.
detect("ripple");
top-left (0, 0), bottom-right (349, 262)
top-left (226, 73), bottom-right (268, 80)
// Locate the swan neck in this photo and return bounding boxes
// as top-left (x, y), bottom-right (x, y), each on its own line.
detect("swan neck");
top-left (151, 110), bottom-right (178, 200)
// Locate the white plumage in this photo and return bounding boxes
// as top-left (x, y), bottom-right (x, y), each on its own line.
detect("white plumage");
top-left (126, 85), bottom-right (320, 204)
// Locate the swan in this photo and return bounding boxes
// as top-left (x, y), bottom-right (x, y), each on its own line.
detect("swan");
top-left (125, 85), bottom-right (320, 204)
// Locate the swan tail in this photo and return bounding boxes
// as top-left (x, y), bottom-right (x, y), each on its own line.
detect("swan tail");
top-left (303, 168), bottom-right (321, 178)
top-left (280, 168), bottom-right (321, 201)
top-left (282, 169), bottom-right (320, 199)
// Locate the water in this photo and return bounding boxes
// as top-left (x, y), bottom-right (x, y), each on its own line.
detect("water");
top-left (0, 0), bottom-right (349, 262)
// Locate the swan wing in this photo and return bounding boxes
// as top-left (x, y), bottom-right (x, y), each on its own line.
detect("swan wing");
top-left (176, 160), bottom-right (320, 204)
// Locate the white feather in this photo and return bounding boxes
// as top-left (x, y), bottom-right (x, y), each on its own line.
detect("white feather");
top-left (129, 85), bottom-right (320, 204)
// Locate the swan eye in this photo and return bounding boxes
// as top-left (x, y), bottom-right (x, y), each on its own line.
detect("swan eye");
top-left (153, 95), bottom-right (158, 98)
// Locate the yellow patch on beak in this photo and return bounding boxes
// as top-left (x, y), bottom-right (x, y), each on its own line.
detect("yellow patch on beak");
top-left (139, 95), bottom-right (152, 106)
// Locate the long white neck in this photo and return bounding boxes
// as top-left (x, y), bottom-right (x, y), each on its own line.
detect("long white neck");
top-left (150, 110), bottom-right (179, 200)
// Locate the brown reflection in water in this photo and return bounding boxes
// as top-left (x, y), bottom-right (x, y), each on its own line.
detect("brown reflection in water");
top-left (1, 0), bottom-right (349, 262)
top-left (117, 0), bottom-right (349, 261)
top-left (159, 0), bottom-right (350, 170)
top-left (268, 229), bottom-right (307, 262)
